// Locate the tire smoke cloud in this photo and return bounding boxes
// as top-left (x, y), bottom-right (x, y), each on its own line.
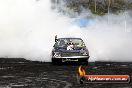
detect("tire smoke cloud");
top-left (0, 0), bottom-right (132, 62)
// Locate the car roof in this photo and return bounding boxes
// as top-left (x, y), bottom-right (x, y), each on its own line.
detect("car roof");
top-left (58, 38), bottom-right (82, 40)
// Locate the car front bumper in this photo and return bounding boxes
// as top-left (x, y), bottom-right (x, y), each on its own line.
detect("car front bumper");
top-left (52, 56), bottom-right (89, 62)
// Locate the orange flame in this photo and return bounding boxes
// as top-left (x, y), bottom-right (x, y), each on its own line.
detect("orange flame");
top-left (78, 65), bottom-right (86, 76)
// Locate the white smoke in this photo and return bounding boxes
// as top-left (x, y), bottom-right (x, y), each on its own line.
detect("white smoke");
top-left (0, 0), bottom-right (132, 62)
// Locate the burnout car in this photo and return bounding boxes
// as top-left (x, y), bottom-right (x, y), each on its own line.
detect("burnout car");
top-left (52, 35), bottom-right (90, 64)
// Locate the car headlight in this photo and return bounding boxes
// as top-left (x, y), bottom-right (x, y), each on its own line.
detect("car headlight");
top-left (53, 52), bottom-right (61, 57)
top-left (82, 51), bottom-right (88, 55)
top-left (80, 49), bottom-right (88, 55)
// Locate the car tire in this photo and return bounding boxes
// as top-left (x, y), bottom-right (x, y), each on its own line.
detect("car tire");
top-left (81, 61), bottom-right (88, 65)
top-left (52, 58), bottom-right (62, 65)
top-left (52, 60), bottom-right (57, 65)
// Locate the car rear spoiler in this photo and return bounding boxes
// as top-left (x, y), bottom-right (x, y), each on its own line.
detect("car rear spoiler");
top-left (55, 35), bottom-right (58, 42)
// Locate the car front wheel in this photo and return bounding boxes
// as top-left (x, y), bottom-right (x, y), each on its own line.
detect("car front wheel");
top-left (52, 58), bottom-right (62, 65)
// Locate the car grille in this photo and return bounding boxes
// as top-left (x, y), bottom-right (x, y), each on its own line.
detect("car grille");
top-left (61, 52), bottom-right (81, 57)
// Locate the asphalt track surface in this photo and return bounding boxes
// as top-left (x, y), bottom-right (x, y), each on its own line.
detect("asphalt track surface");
top-left (0, 60), bottom-right (132, 88)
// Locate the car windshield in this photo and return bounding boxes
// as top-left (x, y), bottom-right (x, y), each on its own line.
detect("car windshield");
top-left (54, 38), bottom-right (85, 47)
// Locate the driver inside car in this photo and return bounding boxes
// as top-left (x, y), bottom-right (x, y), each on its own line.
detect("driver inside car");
top-left (67, 42), bottom-right (74, 50)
